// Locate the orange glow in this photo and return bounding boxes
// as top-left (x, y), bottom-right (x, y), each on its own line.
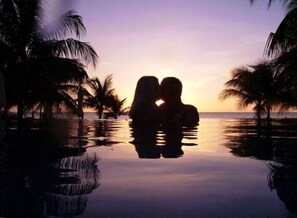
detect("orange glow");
top-left (156, 99), bottom-right (164, 106)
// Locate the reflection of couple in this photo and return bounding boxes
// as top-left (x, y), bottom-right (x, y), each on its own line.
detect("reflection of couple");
top-left (130, 122), bottom-right (184, 159)
top-left (129, 76), bottom-right (199, 126)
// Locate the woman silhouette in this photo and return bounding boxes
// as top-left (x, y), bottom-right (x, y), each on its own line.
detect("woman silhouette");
top-left (129, 76), bottom-right (160, 125)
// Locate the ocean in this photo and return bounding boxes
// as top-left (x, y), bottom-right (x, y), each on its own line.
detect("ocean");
top-left (1, 114), bottom-right (297, 217)
top-left (83, 111), bottom-right (297, 120)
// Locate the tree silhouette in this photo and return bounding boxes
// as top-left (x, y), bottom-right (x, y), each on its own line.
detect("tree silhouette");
top-left (85, 75), bottom-right (114, 119)
top-left (219, 61), bottom-right (281, 121)
top-left (0, 0), bottom-right (98, 119)
top-left (249, 0), bottom-right (297, 111)
top-left (106, 95), bottom-right (129, 119)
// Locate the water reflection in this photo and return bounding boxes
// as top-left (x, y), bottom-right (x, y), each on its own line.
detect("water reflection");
top-left (268, 163), bottom-right (297, 216)
top-left (223, 119), bottom-right (297, 162)
top-left (130, 123), bottom-right (198, 159)
top-left (223, 119), bottom-right (297, 216)
top-left (84, 119), bottom-right (123, 147)
top-left (0, 120), bottom-right (100, 218)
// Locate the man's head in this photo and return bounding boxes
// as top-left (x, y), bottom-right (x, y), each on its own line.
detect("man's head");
top-left (160, 77), bottom-right (182, 103)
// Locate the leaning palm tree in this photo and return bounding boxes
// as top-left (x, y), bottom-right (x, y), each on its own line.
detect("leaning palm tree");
top-left (249, 0), bottom-right (297, 56)
top-left (265, 2), bottom-right (297, 57)
top-left (272, 51), bottom-right (297, 110)
top-left (0, 0), bottom-right (98, 119)
top-left (106, 95), bottom-right (129, 119)
top-left (85, 75), bottom-right (114, 119)
top-left (249, 0), bottom-right (297, 112)
top-left (219, 62), bottom-right (279, 121)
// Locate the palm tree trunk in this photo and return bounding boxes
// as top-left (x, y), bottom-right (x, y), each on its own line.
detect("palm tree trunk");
top-left (266, 109), bottom-right (271, 121)
top-left (98, 107), bottom-right (103, 119)
top-left (266, 104), bottom-right (271, 126)
top-left (17, 102), bottom-right (24, 120)
top-left (256, 103), bottom-right (261, 121)
top-left (44, 104), bottom-right (53, 119)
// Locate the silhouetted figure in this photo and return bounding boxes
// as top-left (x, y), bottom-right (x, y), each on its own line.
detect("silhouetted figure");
top-left (130, 122), bottom-right (189, 159)
top-left (161, 125), bottom-right (184, 158)
top-left (159, 77), bottom-right (199, 126)
top-left (130, 123), bottom-right (161, 159)
top-left (129, 76), bottom-right (160, 125)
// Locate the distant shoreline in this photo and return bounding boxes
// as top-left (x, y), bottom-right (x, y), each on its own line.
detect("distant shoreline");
top-left (9, 111), bottom-right (297, 120)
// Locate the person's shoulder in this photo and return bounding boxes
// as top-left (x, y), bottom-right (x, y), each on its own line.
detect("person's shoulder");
top-left (184, 104), bottom-right (197, 112)
top-left (182, 104), bottom-right (199, 125)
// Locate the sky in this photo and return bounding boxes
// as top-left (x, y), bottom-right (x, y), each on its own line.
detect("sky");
top-left (60, 0), bottom-right (285, 112)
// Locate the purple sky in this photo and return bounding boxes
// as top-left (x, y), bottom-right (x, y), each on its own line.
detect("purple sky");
top-left (62, 0), bottom-right (285, 111)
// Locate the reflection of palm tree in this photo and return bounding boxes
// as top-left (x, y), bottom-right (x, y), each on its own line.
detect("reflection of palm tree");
top-left (268, 163), bottom-right (297, 216)
top-left (43, 155), bottom-right (100, 217)
top-left (91, 120), bottom-right (122, 146)
top-left (0, 153), bottom-right (100, 218)
top-left (85, 75), bottom-right (114, 119)
top-left (223, 119), bottom-right (297, 161)
top-left (223, 119), bottom-right (274, 160)
top-left (0, 1), bottom-right (98, 119)
top-left (219, 62), bottom-right (280, 122)
top-left (0, 121), bottom-right (100, 218)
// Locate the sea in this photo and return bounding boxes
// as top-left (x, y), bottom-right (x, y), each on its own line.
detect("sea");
top-left (83, 111), bottom-right (297, 120)
top-left (1, 112), bottom-right (297, 217)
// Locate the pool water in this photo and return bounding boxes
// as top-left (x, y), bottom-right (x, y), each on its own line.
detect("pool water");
top-left (1, 118), bottom-right (297, 218)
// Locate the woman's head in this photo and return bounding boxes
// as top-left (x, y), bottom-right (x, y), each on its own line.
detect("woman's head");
top-left (135, 76), bottom-right (160, 102)
top-left (129, 76), bottom-right (160, 118)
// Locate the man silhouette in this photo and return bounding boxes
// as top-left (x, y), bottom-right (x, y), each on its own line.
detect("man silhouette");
top-left (159, 77), bottom-right (199, 126)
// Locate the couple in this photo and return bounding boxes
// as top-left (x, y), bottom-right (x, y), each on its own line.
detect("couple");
top-left (129, 76), bottom-right (199, 126)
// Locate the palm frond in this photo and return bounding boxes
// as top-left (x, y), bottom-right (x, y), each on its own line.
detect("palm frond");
top-left (265, 7), bottom-right (297, 56)
top-left (47, 38), bottom-right (98, 67)
top-left (250, 0), bottom-right (297, 8)
top-left (43, 10), bottom-right (86, 40)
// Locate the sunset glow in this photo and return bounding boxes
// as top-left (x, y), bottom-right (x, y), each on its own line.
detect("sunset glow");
top-left (70, 0), bottom-right (284, 112)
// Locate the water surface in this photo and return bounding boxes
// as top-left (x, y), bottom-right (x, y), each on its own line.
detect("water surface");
top-left (1, 118), bottom-right (297, 217)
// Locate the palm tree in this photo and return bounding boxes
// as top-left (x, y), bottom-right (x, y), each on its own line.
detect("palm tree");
top-left (0, 0), bottom-right (98, 119)
top-left (85, 75), bottom-right (114, 119)
top-left (25, 83), bottom-right (81, 119)
top-left (249, 0), bottom-right (297, 113)
top-left (220, 66), bottom-right (265, 120)
top-left (219, 61), bottom-right (279, 121)
top-left (106, 95), bottom-right (129, 119)
top-left (272, 52), bottom-right (297, 110)
top-left (249, 0), bottom-right (297, 56)
top-left (250, 62), bottom-right (281, 120)
top-left (249, 0), bottom-right (295, 7)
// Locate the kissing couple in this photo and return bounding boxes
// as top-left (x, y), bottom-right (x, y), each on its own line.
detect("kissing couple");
top-left (129, 76), bottom-right (199, 126)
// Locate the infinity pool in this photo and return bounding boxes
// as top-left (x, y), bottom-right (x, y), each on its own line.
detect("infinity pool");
top-left (1, 118), bottom-right (297, 217)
